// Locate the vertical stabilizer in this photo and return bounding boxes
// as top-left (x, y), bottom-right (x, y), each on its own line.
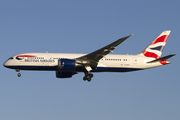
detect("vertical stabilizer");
top-left (138, 30), bottom-right (171, 59)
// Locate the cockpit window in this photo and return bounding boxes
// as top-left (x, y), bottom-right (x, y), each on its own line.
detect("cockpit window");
top-left (8, 57), bottom-right (13, 60)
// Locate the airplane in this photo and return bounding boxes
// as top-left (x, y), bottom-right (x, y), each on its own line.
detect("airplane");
top-left (3, 30), bottom-right (175, 82)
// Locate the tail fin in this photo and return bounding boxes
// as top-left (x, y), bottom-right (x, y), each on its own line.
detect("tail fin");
top-left (138, 30), bottom-right (171, 59)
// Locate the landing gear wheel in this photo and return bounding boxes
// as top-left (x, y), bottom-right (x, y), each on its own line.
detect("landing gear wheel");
top-left (83, 76), bottom-right (87, 81)
top-left (87, 77), bottom-right (91, 82)
top-left (89, 74), bottom-right (93, 78)
top-left (83, 72), bottom-right (93, 82)
top-left (17, 73), bottom-right (21, 77)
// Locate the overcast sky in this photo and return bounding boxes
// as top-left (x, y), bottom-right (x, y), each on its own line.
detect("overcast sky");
top-left (0, 0), bottom-right (179, 120)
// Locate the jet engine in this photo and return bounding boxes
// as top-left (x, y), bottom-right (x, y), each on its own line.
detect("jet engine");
top-left (58, 59), bottom-right (76, 70)
top-left (56, 71), bottom-right (75, 78)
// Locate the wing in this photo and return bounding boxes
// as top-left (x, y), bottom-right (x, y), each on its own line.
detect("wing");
top-left (76, 34), bottom-right (133, 70)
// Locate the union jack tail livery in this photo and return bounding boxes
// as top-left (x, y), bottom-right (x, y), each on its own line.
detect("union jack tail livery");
top-left (139, 30), bottom-right (171, 59)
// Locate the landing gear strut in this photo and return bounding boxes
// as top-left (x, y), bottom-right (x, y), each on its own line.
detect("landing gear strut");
top-left (83, 72), bottom-right (93, 82)
top-left (16, 69), bottom-right (21, 77)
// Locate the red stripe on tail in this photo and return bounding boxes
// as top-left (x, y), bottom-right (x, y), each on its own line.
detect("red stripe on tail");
top-left (151, 35), bottom-right (169, 45)
top-left (142, 50), bottom-right (160, 59)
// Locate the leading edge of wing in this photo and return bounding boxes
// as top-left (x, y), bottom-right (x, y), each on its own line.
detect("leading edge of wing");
top-left (76, 34), bottom-right (133, 64)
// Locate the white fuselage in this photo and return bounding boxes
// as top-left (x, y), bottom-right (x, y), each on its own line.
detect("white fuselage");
top-left (4, 53), bottom-right (167, 72)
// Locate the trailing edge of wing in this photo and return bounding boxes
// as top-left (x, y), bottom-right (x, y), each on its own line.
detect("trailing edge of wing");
top-left (76, 34), bottom-right (133, 64)
top-left (147, 54), bottom-right (176, 63)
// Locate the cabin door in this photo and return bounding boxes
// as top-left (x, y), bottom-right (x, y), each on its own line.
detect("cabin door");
top-left (132, 57), bottom-right (137, 66)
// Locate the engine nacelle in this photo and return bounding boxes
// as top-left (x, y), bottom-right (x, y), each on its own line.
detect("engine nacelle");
top-left (58, 59), bottom-right (76, 70)
top-left (56, 71), bottom-right (74, 78)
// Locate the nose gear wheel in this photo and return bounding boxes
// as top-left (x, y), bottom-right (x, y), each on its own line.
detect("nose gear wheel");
top-left (16, 69), bottom-right (21, 77)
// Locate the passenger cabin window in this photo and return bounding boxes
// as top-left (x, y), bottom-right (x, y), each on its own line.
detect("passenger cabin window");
top-left (105, 59), bottom-right (122, 61)
top-left (124, 59), bottom-right (127, 61)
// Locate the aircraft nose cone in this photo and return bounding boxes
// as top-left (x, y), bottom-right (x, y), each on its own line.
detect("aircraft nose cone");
top-left (3, 60), bottom-right (10, 68)
top-left (3, 61), bottom-right (7, 67)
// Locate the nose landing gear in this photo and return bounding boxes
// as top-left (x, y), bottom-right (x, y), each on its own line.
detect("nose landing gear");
top-left (16, 69), bottom-right (21, 77)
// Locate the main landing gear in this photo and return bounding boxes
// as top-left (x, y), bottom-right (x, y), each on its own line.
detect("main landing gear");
top-left (83, 72), bottom-right (93, 82)
top-left (16, 69), bottom-right (21, 77)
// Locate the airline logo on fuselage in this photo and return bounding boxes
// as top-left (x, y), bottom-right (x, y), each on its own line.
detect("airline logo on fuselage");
top-left (16, 55), bottom-right (37, 60)
top-left (16, 55), bottom-right (55, 63)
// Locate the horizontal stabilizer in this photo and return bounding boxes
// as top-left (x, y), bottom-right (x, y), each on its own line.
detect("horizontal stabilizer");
top-left (147, 54), bottom-right (176, 63)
